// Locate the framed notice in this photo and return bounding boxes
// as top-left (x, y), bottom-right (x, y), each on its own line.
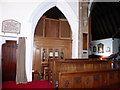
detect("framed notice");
top-left (2, 19), bottom-right (21, 34)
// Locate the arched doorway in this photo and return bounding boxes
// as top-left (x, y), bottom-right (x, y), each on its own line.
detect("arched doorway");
top-left (29, 1), bottom-right (79, 81)
top-left (32, 6), bottom-right (72, 80)
top-left (30, 1), bottom-right (79, 59)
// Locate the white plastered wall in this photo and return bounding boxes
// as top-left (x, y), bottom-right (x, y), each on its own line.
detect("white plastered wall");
top-left (91, 38), bottom-right (120, 56)
top-left (91, 38), bottom-right (113, 56)
top-left (113, 38), bottom-right (120, 54)
top-left (0, 3), bottom-right (2, 88)
top-left (0, 0), bottom-right (79, 81)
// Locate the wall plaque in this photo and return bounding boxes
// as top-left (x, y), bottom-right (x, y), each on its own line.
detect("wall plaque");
top-left (2, 19), bottom-right (21, 34)
top-left (98, 43), bottom-right (104, 53)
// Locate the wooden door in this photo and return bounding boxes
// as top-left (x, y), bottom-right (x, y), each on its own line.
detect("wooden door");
top-left (2, 40), bottom-right (17, 81)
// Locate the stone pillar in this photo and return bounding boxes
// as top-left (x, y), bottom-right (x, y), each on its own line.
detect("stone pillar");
top-left (78, 2), bottom-right (89, 58)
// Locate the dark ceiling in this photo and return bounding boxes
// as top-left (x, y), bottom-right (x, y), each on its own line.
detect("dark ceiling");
top-left (43, 6), bottom-right (66, 19)
top-left (91, 2), bottom-right (120, 40)
top-left (43, 4), bottom-right (120, 41)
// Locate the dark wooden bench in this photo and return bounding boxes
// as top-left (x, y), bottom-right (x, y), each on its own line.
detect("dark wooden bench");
top-left (58, 69), bottom-right (120, 88)
top-left (48, 59), bottom-right (112, 88)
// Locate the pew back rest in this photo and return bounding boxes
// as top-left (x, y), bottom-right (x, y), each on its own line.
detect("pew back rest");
top-left (48, 59), bottom-right (112, 88)
top-left (58, 69), bottom-right (120, 88)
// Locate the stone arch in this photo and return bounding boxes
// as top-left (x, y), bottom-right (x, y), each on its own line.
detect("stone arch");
top-left (30, 0), bottom-right (79, 58)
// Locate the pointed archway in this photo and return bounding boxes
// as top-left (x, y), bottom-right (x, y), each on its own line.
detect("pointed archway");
top-left (27, 0), bottom-right (79, 81)
top-left (30, 0), bottom-right (79, 58)
top-left (33, 6), bottom-right (73, 80)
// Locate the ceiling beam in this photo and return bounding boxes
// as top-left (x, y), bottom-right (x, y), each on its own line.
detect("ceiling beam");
top-left (99, 17), bottom-right (110, 38)
top-left (92, 13), bottom-right (105, 39)
top-left (104, 15), bottom-right (114, 36)
top-left (109, 13), bottom-right (118, 34)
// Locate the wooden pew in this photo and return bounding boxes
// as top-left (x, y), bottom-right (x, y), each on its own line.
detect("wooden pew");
top-left (58, 69), bottom-right (120, 88)
top-left (48, 59), bottom-right (112, 88)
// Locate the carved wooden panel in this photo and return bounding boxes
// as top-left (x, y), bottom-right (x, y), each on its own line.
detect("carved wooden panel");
top-left (75, 77), bottom-right (82, 83)
top-left (60, 77), bottom-right (73, 88)
top-left (86, 77), bottom-right (90, 85)
top-left (58, 70), bottom-right (120, 88)
top-left (84, 75), bottom-right (93, 88)
top-left (93, 74), bottom-right (101, 88)
top-left (94, 75), bottom-right (99, 81)
top-left (74, 77), bottom-right (83, 88)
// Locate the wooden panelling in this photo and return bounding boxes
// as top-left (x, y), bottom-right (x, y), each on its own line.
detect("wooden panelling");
top-left (92, 74), bottom-right (101, 88)
top-left (101, 72), bottom-right (108, 87)
top-left (59, 19), bottom-right (71, 38)
top-left (108, 71), bottom-right (119, 86)
top-left (33, 16), bottom-right (72, 80)
top-left (59, 76), bottom-right (73, 88)
top-left (32, 48), bottom-right (41, 72)
top-left (33, 38), bottom-right (72, 78)
top-left (34, 38), bottom-right (72, 60)
top-left (34, 16), bottom-right (72, 39)
top-left (33, 38), bottom-right (72, 80)
top-left (35, 16), bottom-right (46, 37)
top-left (48, 59), bottom-right (112, 88)
top-left (58, 69), bottom-right (120, 88)
top-left (45, 18), bottom-right (59, 38)
top-left (73, 77), bottom-right (83, 88)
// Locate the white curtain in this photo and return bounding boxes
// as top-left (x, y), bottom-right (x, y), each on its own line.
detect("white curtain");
top-left (16, 37), bottom-right (27, 84)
